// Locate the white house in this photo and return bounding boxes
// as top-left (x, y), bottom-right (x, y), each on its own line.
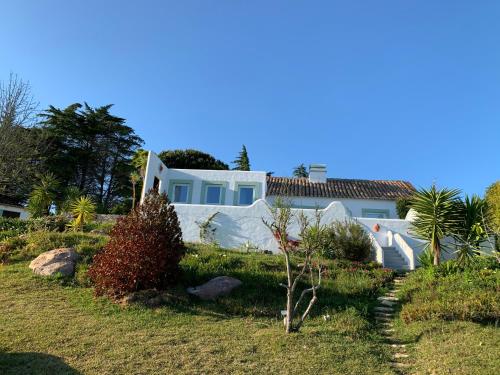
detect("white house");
top-left (0, 197), bottom-right (29, 219)
top-left (141, 151), bottom-right (424, 270)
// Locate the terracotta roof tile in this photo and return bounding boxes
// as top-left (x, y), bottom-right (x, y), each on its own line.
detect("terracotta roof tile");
top-left (266, 177), bottom-right (415, 200)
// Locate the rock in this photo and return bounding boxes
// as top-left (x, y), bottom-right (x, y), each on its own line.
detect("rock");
top-left (187, 276), bottom-right (242, 300)
top-left (29, 248), bottom-right (79, 276)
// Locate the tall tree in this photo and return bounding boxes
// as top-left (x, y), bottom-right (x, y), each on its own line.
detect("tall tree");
top-left (293, 164), bottom-right (308, 178)
top-left (232, 145), bottom-right (250, 171)
top-left (40, 103), bottom-right (143, 212)
top-left (0, 73), bottom-right (43, 203)
top-left (485, 181), bottom-right (500, 251)
top-left (158, 149), bottom-right (228, 170)
top-left (410, 185), bottom-right (462, 266)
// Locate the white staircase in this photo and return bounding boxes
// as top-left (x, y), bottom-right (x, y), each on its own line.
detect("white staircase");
top-left (382, 246), bottom-right (409, 270)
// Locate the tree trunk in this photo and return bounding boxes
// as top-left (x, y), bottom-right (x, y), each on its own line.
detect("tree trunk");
top-left (284, 252), bottom-right (293, 333)
top-left (433, 241), bottom-right (441, 266)
top-left (131, 181), bottom-right (136, 209)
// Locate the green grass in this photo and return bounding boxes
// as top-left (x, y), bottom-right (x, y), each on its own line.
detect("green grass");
top-left (390, 260), bottom-right (500, 375)
top-left (392, 319), bottom-right (500, 375)
top-left (0, 243), bottom-right (397, 375)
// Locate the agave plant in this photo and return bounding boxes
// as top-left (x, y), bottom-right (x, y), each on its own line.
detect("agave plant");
top-left (58, 186), bottom-right (82, 214)
top-left (452, 195), bottom-right (489, 267)
top-left (410, 185), bottom-right (462, 266)
top-left (68, 196), bottom-right (96, 231)
top-left (27, 173), bottom-right (60, 217)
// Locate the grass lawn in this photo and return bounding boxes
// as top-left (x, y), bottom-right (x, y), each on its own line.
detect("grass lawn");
top-left (0, 245), bottom-right (396, 375)
top-left (393, 319), bottom-right (499, 375)
top-left (392, 262), bottom-right (500, 375)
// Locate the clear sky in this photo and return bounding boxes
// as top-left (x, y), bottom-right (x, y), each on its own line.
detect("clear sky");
top-left (2, 1), bottom-right (499, 196)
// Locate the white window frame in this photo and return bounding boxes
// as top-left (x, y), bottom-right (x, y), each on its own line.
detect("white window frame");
top-left (173, 183), bottom-right (190, 203)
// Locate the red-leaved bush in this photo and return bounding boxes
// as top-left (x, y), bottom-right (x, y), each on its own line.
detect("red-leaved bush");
top-left (88, 191), bottom-right (185, 297)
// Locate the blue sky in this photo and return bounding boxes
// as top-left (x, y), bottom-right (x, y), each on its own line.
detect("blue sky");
top-left (2, 1), bottom-right (499, 196)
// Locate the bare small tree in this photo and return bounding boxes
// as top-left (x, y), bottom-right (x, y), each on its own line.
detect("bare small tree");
top-left (0, 73), bottom-right (42, 201)
top-left (263, 198), bottom-right (324, 333)
top-left (0, 73), bottom-right (38, 127)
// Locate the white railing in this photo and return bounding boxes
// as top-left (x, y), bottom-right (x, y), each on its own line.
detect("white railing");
top-left (387, 230), bottom-right (393, 247)
top-left (393, 233), bottom-right (415, 270)
top-left (368, 232), bottom-right (384, 265)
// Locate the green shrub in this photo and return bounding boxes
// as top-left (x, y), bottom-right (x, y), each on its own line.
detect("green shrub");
top-left (417, 248), bottom-right (434, 268)
top-left (0, 217), bottom-right (29, 232)
top-left (0, 216), bottom-right (69, 234)
top-left (321, 220), bottom-right (373, 261)
top-left (3, 231), bottom-right (107, 263)
top-left (399, 259), bottom-right (499, 323)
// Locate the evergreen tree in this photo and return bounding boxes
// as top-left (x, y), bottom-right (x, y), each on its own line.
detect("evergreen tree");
top-left (293, 164), bottom-right (308, 178)
top-left (158, 149), bottom-right (228, 170)
top-left (232, 145), bottom-right (250, 171)
top-left (40, 103), bottom-right (143, 212)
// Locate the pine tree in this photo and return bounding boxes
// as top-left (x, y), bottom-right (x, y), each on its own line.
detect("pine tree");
top-left (293, 164), bottom-right (308, 178)
top-left (233, 145), bottom-right (250, 171)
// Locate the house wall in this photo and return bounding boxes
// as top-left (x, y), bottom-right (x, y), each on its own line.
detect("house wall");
top-left (173, 199), bottom-right (349, 252)
top-left (266, 196), bottom-right (399, 218)
top-left (0, 204), bottom-right (29, 219)
top-left (141, 151), bottom-right (267, 205)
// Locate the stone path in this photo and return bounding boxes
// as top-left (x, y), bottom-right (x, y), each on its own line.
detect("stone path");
top-left (374, 274), bottom-right (411, 374)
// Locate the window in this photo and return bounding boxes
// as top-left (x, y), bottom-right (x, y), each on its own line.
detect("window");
top-left (205, 185), bottom-right (222, 204)
top-left (153, 177), bottom-right (160, 192)
top-left (362, 209), bottom-right (390, 219)
top-left (173, 184), bottom-right (189, 203)
top-left (238, 186), bottom-right (254, 205)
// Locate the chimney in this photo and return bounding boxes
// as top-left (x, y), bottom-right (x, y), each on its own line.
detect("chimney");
top-left (308, 164), bottom-right (327, 183)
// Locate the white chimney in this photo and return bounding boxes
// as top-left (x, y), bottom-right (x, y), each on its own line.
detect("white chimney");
top-left (308, 164), bottom-right (327, 183)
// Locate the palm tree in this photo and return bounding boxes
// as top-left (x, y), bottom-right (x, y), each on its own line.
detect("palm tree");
top-left (453, 195), bottom-right (489, 266)
top-left (130, 171), bottom-right (141, 209)
top-left (27, 173), bottom-right (60, 217)
top-left (68, 196), bottom-right (96, 231)
top-left (410, 185), bottom-right (461, 266)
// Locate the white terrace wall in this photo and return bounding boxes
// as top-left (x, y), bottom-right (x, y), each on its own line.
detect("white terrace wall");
top-left (173, 199), bottom-right (349, 252)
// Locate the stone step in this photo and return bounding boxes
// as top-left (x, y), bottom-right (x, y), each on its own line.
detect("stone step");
top-left (375, 312), bottom-right (394, 318)
top-left (379, 299), bottom-right (397, 307)
top-left (381, 329), bottom-right (395, 335)
top-left (375, 316), bottom-right (392, 322)
top-left (393, 353), bottom-right (409, 359)
top-left (378, 296), bottom-right (399, 302)
top-left (390, 344), bottom-right (406, 349)
top-left (375, 306), bottom-right (394, 313)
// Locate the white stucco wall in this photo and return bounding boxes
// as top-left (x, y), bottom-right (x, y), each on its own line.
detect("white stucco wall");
top-left (173, 199), bottom-right (349, 252)
top-left (0, 204), bottom-right (29, 219)
top-left (266, 196), bottom-right (399, 218)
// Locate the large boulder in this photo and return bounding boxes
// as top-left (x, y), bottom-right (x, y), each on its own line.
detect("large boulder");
top-left (29, 248), bottom-right (79, 277)
top-left (187, 276), bottom-right (242, 301)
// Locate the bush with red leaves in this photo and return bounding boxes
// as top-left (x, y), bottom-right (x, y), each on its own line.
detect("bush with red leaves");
top-left (88, 191), bottom-right (185, 297)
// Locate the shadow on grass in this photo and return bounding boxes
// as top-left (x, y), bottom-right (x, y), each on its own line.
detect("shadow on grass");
top-left (0, 352), bottom-right (81, 375)
top-left (130, 267), bottom-right (387, 321)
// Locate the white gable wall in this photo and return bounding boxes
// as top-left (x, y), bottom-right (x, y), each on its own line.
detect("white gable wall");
top-left (141, 151), bottom-right (267, 205)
